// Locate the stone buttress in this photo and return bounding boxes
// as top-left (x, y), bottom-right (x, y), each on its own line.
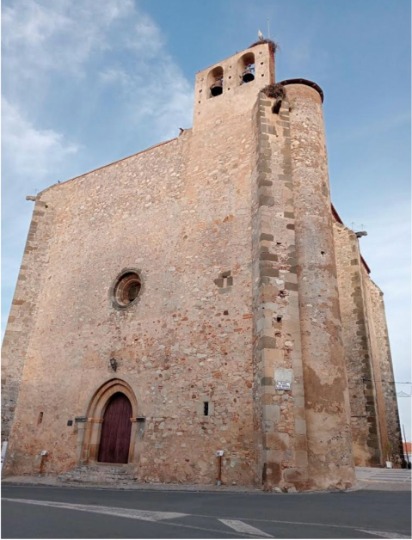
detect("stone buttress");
top-left (251, 80), bottom-right (355, 490)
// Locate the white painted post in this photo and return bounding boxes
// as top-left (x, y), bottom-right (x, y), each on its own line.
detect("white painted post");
top-left (1, 441), bottom-right (8, 470)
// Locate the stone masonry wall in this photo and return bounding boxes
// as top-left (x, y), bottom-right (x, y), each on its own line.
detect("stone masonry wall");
top-left (3, 45), bottom-right (272, 483)
top-left (362, 272), bottom-right (403, 464)
top-left (333, 222), bottom-right (381, 465)
top-left (1, 198), bottom-right (55, 444)
top-left (3, 127), bottom-right (258, 483)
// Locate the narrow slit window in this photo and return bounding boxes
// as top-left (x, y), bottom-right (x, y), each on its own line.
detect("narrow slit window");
top-left (203, 402), bottom-right (209, 416)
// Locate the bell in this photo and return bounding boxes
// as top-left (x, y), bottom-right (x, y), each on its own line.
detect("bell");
top-left (210, 80), bottom-right (223, 96)
top-left (242, 68), bottom-right (255, 83)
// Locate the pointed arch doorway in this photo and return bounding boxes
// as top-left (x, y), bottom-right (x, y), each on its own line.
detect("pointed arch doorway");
top-left (80, 379), bottom-right (138, 465)
top-left (98, 392), bottom-right (132, 464)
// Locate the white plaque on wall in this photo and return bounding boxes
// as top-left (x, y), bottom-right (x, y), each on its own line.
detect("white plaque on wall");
top-left (275, 380), bottom-right (291, 390)
top-left (274, 368), bottom-right (293, 391)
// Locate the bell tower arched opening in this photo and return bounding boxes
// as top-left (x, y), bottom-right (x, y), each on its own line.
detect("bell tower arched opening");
top-left (239, 52), bottom-right (255, 84)
top-left (207, 66), bottom-right (224, 97)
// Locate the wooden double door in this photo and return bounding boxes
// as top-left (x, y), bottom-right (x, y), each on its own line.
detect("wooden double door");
top-left (98, 392), bottom-right (132, 464)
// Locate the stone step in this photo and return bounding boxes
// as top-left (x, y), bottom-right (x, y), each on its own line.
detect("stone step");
top-left (58, 464), bottom-right (136, 485)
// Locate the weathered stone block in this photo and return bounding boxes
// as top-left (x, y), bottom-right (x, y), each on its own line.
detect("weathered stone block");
top-left (258, 336), bottom-right (277, 349)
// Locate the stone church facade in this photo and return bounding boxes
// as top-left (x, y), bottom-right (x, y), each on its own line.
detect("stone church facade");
top-left (2, 41), bottom-right (403, 491)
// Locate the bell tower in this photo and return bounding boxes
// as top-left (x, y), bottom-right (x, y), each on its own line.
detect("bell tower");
top-left (193, 40), bottom-right (275, 131)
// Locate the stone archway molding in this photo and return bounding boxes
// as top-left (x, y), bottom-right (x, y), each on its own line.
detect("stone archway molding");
top-left (78, 378), bottom-right (138, 465)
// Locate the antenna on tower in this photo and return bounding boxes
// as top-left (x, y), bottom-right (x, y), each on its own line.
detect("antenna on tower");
top-left (267, 18), bottom-right (270, 39)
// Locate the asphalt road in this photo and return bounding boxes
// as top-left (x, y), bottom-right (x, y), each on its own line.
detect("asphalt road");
top-left (2, 485), bottom-right (411, 538)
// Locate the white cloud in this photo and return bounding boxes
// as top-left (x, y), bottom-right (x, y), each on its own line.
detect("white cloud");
top-left (2, 0), bottom-right (135, 77)
top-left (2, 0), bottom-right (194, 336)
top-left (125, 14), bottom-right (165, 56)
top-left (1, 98), bottom-right (81, 334)
top-left (3, 0), bottom-right (194, 142)
top-left (1, 0), bottom-right (195, 179)
top-left (99, 68), bottom-right (131, 87)
top-left (2, 98), bottom-right (79, 181)
top-left (124, 61), bottom-right (194, 138)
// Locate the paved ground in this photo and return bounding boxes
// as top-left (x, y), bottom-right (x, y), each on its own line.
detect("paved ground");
top-left (355, 467), bottom-right (412, 491)
top-left (2, 466), bottom-right (411, 492)
top-left (2, 484), bottom-right (411, 538)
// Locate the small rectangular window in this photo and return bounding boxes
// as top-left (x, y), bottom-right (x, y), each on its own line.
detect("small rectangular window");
top-left (203, 402), bottom-right (209, 416)
top-left (38, 412), bottom-right (43, 425)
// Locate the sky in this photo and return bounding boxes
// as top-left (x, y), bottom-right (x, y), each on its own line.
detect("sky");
top-left (2, 0), bottom-right (411, 439)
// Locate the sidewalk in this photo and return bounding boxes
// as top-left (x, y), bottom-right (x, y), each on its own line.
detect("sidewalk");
top-left (355, 466), bottom-right (412, 491)
top-left (2, 467), bottom-right (411, 493)
top-left (1, 474), bottom-right (260, 493)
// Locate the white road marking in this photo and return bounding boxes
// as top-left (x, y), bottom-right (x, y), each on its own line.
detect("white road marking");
top-left (219, 519), bottom-right (273, 538)
top-left (2, 498), bottom-right (186, 522)
top-left (2, 498), bottom-right (259, 538)
top-left (4, 497), bottom-right (410, 539)
top-left (358, 530), bottom-right (411, 539)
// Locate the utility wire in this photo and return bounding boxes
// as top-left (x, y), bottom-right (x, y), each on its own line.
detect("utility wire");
top-left (362, 378), bottom-right (411, 384)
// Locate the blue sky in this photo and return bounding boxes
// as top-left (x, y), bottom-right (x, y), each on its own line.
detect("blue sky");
top-left (2, 0), bottom-right (411, 438)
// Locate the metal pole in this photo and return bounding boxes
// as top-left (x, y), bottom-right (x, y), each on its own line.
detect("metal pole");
top-left (402, 424), bottom-right (410, 467)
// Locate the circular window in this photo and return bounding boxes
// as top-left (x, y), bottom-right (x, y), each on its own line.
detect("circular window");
top-left (113, 271), bottom-right (142, 308)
